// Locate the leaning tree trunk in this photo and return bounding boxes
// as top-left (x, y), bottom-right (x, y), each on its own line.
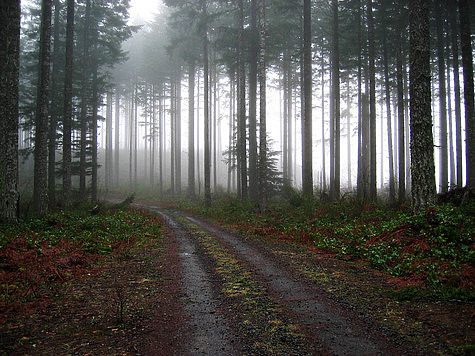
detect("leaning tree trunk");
top-left (0, 0), bottom-right (21, 223)
top-left (62, 0), bottom-right (74, 207)
top-left (302, 0), bottom-right (313, 197)
top-left (458, 0), bottom-right (474, 189)
top-left (409, 0), bottom-right (436, 211)
top-left (34, 0), bottom-right (52, 217)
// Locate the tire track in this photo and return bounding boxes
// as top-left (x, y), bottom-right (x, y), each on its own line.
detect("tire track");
top-left (155, 210), bottom-right (240, 355)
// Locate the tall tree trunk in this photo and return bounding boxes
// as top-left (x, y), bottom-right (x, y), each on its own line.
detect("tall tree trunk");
top-left (171, 79), bottom-right (175, 194)
top-left (90, 16), bottom-right (99, 203)
top-left (356, 0), bottom-right (363, 199)
top-left (62, 0), bottom-right (74, 207)
top-left (458, 0), bottom-right (474, 189)
top-left (114, 90), bottom-right (120, 186)
top-left (197, 70), bottom-right (201, 196)
top-left (409, 0), bottom-right (436, 211)
top-left (367, 0), bottom-right (377, 201)
top-left (48, 0), bottom-right (61, 207)
top-left (383, 29), bottom-right (395, 203)
top-left (436, 0), bottom-right (448, 193)
top-left (396, 1), bottom-right (405, 203)
top-left (258, 0), bottom-right (267, 210)
top-left (134, 83), bottom-right (138, 191)
top-left (79, 0), bottom-right (91, 197)
top-left (129, 90), bottom-right (134, 190)
top-left (202, 0), bottom-right (211, 206)
top-left (446, 24), bottom-right (455, 187)
top-left (91, 60), bottom-right (98, 203)
top-left (282, 61), bottom-right (288, 183)
top-left (448, 0), bottom-right (462, 187)
top-left (287, 59), bottom-right (293, 184)
top-left (248, 0), bottom-right (258, 202)
top-left (34, 0), bottom-right (52, 216)
top-left (159, 82), bottom-right (163, 195)
top-left (151, 86), bottom-right (156, 185)
top-left (175, 68), bottom-right (182, 194)
top-left (212, 62), bottom-right (217, 192)
top-left (302, 0), bottom-right (313, 197)
top-left (188, 62), bottom-right (195, 197)
top-left (331, 0), bottom-right (340, 200)
top-left (321, 50), bottom-right (326, 192)
top-left (0, 0), bottom-right (20, 223)
top-left (105, 92), bottom-right (113, 190)
top-left (227, 72), bottom-right (232, 193)
top-left (238, 0), bottom-right (247, 200)
top-left (346, 76), bottom-right (351, 189)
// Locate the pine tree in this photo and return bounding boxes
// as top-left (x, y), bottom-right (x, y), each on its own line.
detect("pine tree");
top-left (302, 0), bottom-right (313, 197)
top-left (0, 0), bottom-right (21, 223)
top-left (62, 0), bottom-right (74, 207)
top-left (33, 0), bottom-right (53, 217)
top-left (409, 0), bottom-right (436, 210)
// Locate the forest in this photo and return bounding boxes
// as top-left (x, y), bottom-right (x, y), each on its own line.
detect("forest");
top-left (0, 0), bottom-right (474, 354)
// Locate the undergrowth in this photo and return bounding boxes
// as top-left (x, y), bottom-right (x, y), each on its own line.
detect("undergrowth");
top-left (0, 204), bottom-right (162, 321)
top-left (157, 194), bottom-right (473, 300)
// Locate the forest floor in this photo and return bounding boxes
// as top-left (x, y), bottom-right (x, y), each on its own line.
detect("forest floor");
top-left (0, 197), bottom-right (473, 355)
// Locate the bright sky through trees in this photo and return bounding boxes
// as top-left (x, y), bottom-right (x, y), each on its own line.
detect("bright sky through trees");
top-left (129, 0), bottom-right (161, 24)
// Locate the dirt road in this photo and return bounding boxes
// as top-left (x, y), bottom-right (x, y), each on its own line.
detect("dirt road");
top-left (3, 202), bottom-right (470, 355)
top-left (145, 205), bottom-right (418, 355)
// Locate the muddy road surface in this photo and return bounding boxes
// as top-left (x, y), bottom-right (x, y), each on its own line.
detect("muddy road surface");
top-left (142, 205), bottom-right (419, 355)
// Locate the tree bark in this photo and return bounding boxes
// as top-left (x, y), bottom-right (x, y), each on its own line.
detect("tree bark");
top-left (202, 0), bottom-right (211, 207)
top-left (448, 0), bottom-right (462, 187)
top-left (176, 68), bottom-right (182, 194)
top-left (409, 0), bottom-right (436, 211)
top-left (34, 0), bottom-right (53, 217)
top-left (62, 0), bottom-right (74, 207)
top-left (367, 0), bottom-right (377, 201)
top-left (396, 1), bottom-right (405, 203)
top-left (383, 26), bottom-right (395, 203)
top-left (435, 0), bottom-right (448, 193)
top-left (331, 0), bottom-right (340, 200)
top-left (106, 92), bottom-right (113, 190)
top-left (188, 62), bottom-right (196, 197)
top-left (458, 0), bottom-right (474, 189)
top-left (114, 90), bottom-right (120, 186)
top-left (302, 0), bottom-right (313, 197)
top-left (258, 0), bottom-right (267, 210)
top-left (237, 0), bottom-right (247, 200)
top-left (248, 0), bottom-right (258, 202)
top-left (79, 0), bottom-right (91, 197)
top-left (48, 0), bottom-right (61, 207)
top-left (0, 0), bottom-right (20, 223)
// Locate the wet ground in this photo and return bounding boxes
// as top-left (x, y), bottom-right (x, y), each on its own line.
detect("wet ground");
top-left (143, 205), bottom-right (418, 355)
